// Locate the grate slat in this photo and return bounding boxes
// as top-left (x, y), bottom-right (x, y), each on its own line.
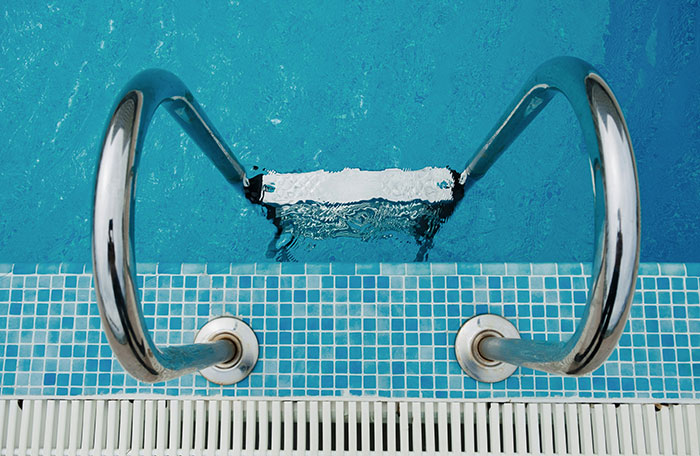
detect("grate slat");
top-left (579, 404), bottom-right (594, 455)
top-left (155, 400), bottom-right (168, 455)
top-left (686, 404), bottom-right (700, 455)
top-left (437, 401), bottom-right (448, 455)
top-left (386, 401), bottom-right (397, 453)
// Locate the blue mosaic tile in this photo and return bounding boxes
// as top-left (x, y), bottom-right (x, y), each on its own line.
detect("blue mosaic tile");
top-left (455, 264), bottom-right (479, 276)
top-left (207, 263), bottom-right (231, 274)
top-left (481, 263), bottom-right (506, 275)
top-left (330, 263), bottom-right (354, 275)
top-left (281, 263), bottom-right (305, 275)
top-left (37, 264), bottom-right (61, 274)
top-left (686, 263), bottom-right (700, 276)
top-left (406, 263), bottom-right (431, 275)
top-left (380, 263), bottom-right (406, 275)
top-left (230, 264), bottom-right (255, 275)
top-left (306, 264), bottom-right (330, 275)
top-left (182, 263), bottom-right (206, 274)
top-left (12, 264), bottom-right (36, 274)
top-left (556, 263), bottom-right (583, 275)
top-left (0, 262), bottom-right (697, 400)
top-left (356, 263), bottom-right (380, 275)
top-left (531, 263), bottom-right (557, 275)
top-left (639, 263), bottom-right (660, 275)
top-left (505, 263), bottom-right (531, 275)
top-left (431, 263), bottom-right (456, 275)
top-left (659, 263), bottom-right (686, 276)
top-left (59, 263), bottom-right (85, 274)
top-left (138, 263), bottom-right (158, 274)
top-left (157, 263), bottom-right (181, 274)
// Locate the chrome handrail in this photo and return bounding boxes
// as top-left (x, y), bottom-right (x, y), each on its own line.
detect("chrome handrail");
top-left (92, 70), bottom-right (252, 383)
top-left (456, 57), bottom-right (640, 380)
top-left (94, 59), bottom-right (639, 385)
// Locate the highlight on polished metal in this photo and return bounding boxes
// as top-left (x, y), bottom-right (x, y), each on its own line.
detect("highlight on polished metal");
top-left (92, 69), bottom-right (249, 383)
top-left (455, 57), bottom-right (640, 381)
top-left (194, 316), bottom-right (259, 385)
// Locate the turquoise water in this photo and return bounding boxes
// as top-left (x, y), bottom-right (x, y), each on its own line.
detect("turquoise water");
top-left (1, 1), bottom-right (698, 263)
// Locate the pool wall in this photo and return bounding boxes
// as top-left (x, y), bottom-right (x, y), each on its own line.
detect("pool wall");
top-left (1, 262), bottom-right (697, 400)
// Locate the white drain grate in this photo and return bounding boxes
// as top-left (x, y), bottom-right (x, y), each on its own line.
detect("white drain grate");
top-left (0, 399), bottom-right (698, 455)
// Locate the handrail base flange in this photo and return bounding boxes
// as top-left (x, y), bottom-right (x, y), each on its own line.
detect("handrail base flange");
top-left (455, 314), bottom-right (520, 383)
top-left (194, 316), bottom-right (259, 385)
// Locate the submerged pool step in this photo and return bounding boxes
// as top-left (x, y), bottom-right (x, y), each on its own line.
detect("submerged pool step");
top-left (0, 399), bottom-right (698, 455)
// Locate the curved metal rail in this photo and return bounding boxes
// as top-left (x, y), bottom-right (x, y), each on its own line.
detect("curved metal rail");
top-left (459, 57), bottom-right (640, 376)
top-left (92, 70), bottom-right (247, 383)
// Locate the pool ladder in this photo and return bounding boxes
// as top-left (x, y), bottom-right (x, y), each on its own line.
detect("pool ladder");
top-left (92, 57), bottom-right (640, 385)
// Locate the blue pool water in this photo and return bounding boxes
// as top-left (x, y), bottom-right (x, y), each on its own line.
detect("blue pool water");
top-left (1, 1), bottom-right (699, 263)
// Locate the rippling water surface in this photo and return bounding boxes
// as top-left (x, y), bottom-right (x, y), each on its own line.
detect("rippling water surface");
top-left (1, 2), bottom-right (698, 262)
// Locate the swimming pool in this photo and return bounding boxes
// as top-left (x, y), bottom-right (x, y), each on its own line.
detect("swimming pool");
top-left (1, 1), bottom-right (699, 264)
top-left (2, 4), bottom-right (700, 453)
